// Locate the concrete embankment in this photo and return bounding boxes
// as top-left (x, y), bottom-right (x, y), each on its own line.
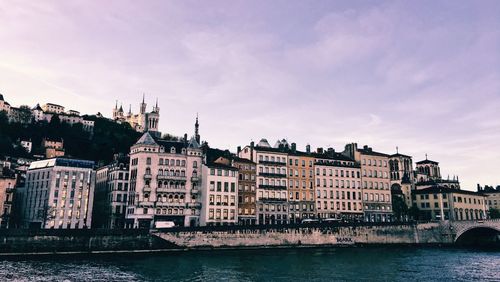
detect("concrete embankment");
top-left (0, 229), bottom-right (177, 256)
top-left (152, 222), bottom-right (451, 249)
top-left (0, 222), bottom-right (459, 256)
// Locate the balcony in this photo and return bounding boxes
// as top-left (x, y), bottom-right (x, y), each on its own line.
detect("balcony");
top-left (258, 185), bottom-right (287, 190)
top-left (191, 176), bottom-right (200, 182)
top-left (259, 197), bottom-right (287, 202)
top-left (157, 175), bottom-right (187, 181)
top-left (187, 202), bottom-right (201, 208)
top-left (191, 188), bottom-right (200, 194)
top-left (258, 160), bottom-right (287, 166)
top-left (156, 187), bottom-right (186, 193)
top-left (259, 173), bottom-right (287, 178)
top-left (143, 174), bottom-right (152, 180)
top-left (143, 186), bottom-right (152, 192)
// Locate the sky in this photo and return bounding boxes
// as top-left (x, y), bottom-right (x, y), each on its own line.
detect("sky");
top-left (1, 0), bottom-right (499, 190)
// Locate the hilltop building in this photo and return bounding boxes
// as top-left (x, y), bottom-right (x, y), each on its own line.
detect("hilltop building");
top-left (113, 95), bottom-right (160, 137)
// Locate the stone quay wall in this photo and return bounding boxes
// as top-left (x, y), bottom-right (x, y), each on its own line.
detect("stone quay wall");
top-left (0, 229), bottom-right (175, 255)
top-left (153, 222), bottom-right (451, 249)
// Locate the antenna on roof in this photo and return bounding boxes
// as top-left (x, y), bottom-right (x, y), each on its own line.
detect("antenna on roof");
top-left (396, 146), bottom-right (399, 154)
top-left (425, 153), bottom-right (428, 160)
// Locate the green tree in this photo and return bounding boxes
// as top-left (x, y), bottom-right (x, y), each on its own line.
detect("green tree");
top-left (489, 208), bottom-right (500, 219)
top-left (408, 206), bottom-right (420, 221)
top-left (392, 195), bottom-right (409, 222)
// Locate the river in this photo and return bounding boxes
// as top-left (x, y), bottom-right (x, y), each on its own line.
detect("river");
top-left (0, 247), bottom-right (499, 281)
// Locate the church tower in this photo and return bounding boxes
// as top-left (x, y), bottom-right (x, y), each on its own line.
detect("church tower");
top-left (195, 114), bottom-right (200, 144)
top-left (140, 94), bottom-right (147, 114)
top-left (153, 98), bottom-right (160, 113)
top-left (112, 100), bottom-right (119, 120)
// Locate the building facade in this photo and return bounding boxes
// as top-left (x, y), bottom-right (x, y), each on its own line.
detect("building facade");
top-left (200, 161), bottom-right (238, 226)
top-left (239, 139), bottom-right (289, 225)
top-left (233, 156), bottom-right (257, 225)
top-left (22, 158), bottom-right (95, 229)
top-left (389, 153), bottom-right (414, 212)
top-left (343, 144), bottom-right (393, 222)
top-left (0, 175), bottom-right (16, 228)
top-left (94, 154), bottom-right (130, 229)
top-left (414, 186), bottom-right (487, 220)
top-left (287, 144), bottom-right (316, 223)
top-left (126, 133), bottom-right (202, 228)
top-left (314, 150), bottom-right (363, 221)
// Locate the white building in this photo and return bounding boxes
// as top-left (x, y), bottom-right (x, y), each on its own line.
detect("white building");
top-left (22, 158), bottom-right (95, 229)
top-left (41, 103), bottom-right (65, 114)
top-left (113, 95), bottom-right (161, 137)
top-left (126, 132), bottom-right (203, 228)
top-left (20, 140), bottom-right (32, 153)
top-left (200, 151), bottom-right (239, 226)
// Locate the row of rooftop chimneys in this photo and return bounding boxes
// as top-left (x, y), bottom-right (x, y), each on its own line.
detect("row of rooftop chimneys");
top-left (236, 141), bottom-right (339, 156)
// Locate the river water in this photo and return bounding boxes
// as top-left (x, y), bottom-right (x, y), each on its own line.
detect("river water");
top-left (0, 247), bottom-right (499, 281)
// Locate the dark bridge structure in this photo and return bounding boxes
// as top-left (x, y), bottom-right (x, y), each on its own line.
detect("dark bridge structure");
top-left (446, 219), bottom-right (500, 246)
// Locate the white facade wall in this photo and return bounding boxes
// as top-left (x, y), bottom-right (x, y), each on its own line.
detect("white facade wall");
top-left (200, 164), bottom-right (238, 226)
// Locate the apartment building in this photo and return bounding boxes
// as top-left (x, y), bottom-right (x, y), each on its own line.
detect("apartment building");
top-left (22, 158), bottom-right (95, 229)
top-left (126, 132), bottom-right (203, 228)
top-left (94, 154), bottom-right (130, 228)
top-left (343, 143), bottom-right (393, 222)
top-left (314, 149), bottom-right (363, 221)
top-left (239, 139), bottom-right (288, 225)
top-left (287, 144), bottom-right (315, 223)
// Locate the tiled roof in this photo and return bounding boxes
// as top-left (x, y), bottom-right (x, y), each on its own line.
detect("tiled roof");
top-left (135, 132), bottom-right (157, 146)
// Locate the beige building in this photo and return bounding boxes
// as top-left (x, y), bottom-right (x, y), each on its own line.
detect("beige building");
top-left (343, 144), bottom-right (393, 222)
top-left (287, 143), bottom-right (316, 223)
top-left (23, 158), bottom-right (95, 229)
top-left (414, 186), bottom-right (487, 220)
top-left (42, 103), bottom-right (65, 114)
top-left (126, 132), bottom-right (202, 228)
top-left (314, 149), bottom-right (363, 221)
top-left (42, 138), bottom-right (65, 159)
top-left (0, 175), bottom-right (16, 228)
top-left (389, 153), bottom-right (414, 210)
top-left (239, 139), bottom-right (289, 225)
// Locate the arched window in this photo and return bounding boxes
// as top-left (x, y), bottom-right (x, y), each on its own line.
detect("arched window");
top-left (145, 167), bottom-right (151, 175)
top-left (159, 159), bottom-right (163, 165)
top-left (170, 147), bottom-right (176, 153)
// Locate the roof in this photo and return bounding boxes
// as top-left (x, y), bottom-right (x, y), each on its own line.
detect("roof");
top-left (390, 153), bottom-right (412, 158)
top-left (205, 148), bottom-right (231, 165)
top-left (156, 139), bottom-right (187, 153)
top-left (207, 162), bottom-right (238, 171)
top-left (416, 159), bottom-right (438, 165)
top-left (44, 103), bottom-right (64, 108)
top-left (28, 158), bottom-right (94, 170)
top-left (312, 151), bottom-right (356, 162)
top-left (414, 186), bottom-right (483, 196)
top-left (32, 104), bottom-right (43, 111)
top-left (135, 132), bottom-right (157, 146)
top-left (416, 179), bottom-right (460, 186)
top-left (254, 145), bottom-right (288, 154)
top-left (0, 94), bottom-right (3, 101)
top-left (187, 136), bottom-right (200, 149)
top-left (357, 148), bottom-right (390, 157)
top-left (232, 156), bottom-right (255, 164)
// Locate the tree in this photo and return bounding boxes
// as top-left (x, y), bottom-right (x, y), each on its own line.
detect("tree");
top-left (392, 195), bottom-right (409, 222)
top-left (408, 206), bottom-right (421, 221)
top-left (489, 208), bottom-right (500, 219)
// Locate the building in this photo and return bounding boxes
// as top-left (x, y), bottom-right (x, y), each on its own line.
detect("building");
top-left (42, 138), bottom-right (65, 158)
top-left (287, 143), bottom-right (316, 223)
top-left (0, 94), bottom-right (11, 114)
top-left (94, 154), bottom-right (130, 229)
top-left (22, 158), bottom-right (95, 229)
top-left (389, 152), bottom-right (415, 215)
top-left (232, 152), bottom-right (257, 225)
top-left (126, 132), bottom-right (202, 228)
top-left (239, 139), bottom-right (289, 225)
top-left (113, 95), bottom-right (160, 137)
top-left (0, 175), bottom-right (16, 228)
top-left (42, 103), bottom-right (65, 114)
top-left (20, 140), bottom-right (32, 153)
top-left (413, 186), bottom-right (487, 221)
top-left (477, 185), bottom-right (500, 213)
top-left (414, 157), bottom-right (460, 190)
top-left (343, 143), bottom-right (393, 222)
top-left (200, 152), bottom-right (239, 226)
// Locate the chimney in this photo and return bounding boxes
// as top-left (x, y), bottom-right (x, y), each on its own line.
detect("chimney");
top-left (291, 143), bottom-right (296, 152)
top-left (250, 141), bottom-right (255, 161)
top-left (237, 146), bottom-right (241, 155)
top-left (327, 147), bottom-right (334, 157)
top-left (306, 144), bottom-right (311, 153)
top-left (184, 133), bottom-right (188, 143)
top-left (363, 145), bottom-right (368, 150)
top-left (317, 147), bottom-right (323, 154)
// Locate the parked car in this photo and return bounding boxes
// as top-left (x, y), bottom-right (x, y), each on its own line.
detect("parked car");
top-left (155, 221), bottom-right (176, 229)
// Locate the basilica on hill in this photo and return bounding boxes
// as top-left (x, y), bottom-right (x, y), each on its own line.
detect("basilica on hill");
top-left (112, 95), bottom-right (161, 137)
